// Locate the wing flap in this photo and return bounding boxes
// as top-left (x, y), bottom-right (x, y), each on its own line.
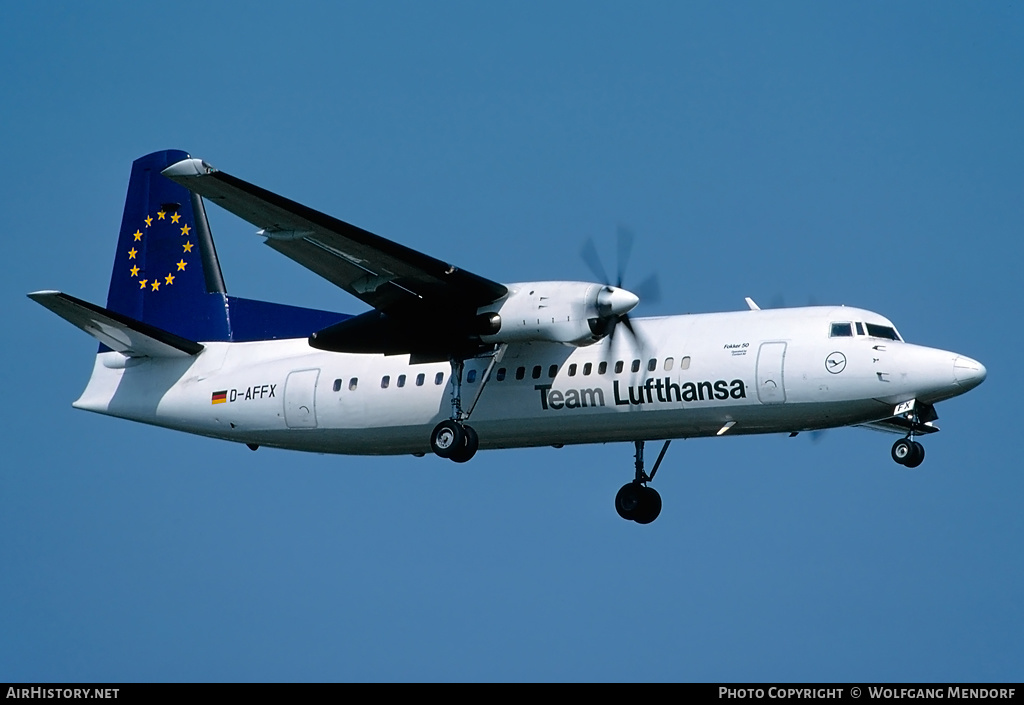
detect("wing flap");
top-left (28, 291), bottom-right (203, 358)
top-left (161, 159), bottom-right (508, 315)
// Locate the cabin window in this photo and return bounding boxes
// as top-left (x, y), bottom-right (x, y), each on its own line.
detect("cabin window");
top-left (496, 368), bottom-right (506, 381)
top-left (416, 373), bottom-right (425, 386)
top-left (568, 363), bottom-right (577, 377)
top-left (333, 379), bottom-right (342, 392)
top-left (381, 375), bottom-right (390, 389)
top-left (679, 356), bottom-right (691, 370)
top-left (648, 358), bottom-right (657, 372)
top-left (467, 369), bottom-right (477, 383)
top-left (855, 322), bottom-right (865, 336)
top-left (548, 364), bottom-right (558, 378)
top-left (598, 361), bottom-right (608, 375)
top-left (515, 366), bottom-right (525, 381)
top-left (583, 362), bottom-right (592, 376)
top-left (866, 323), bottom-right (901, 341)
top-left (830, 322), bottom-right (853, 337)
top-left (349, 378), bottom-right (359, 391)
top-left (397, 374), bottom-right (406, 388)
top-left (631, 359), bottom-right (641, 373)
top-left (532, 365), bottom-right (542, 379)
top-left (434, 372), bottom-right (445, 385)
top-left (664, 357), bottom-right (674, 371)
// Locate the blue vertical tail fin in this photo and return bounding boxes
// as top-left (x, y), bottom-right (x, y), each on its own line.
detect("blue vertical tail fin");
top-left (106, 149), bottom-right (231, 341)
top-left (104, 150), bottom-right (350, 344)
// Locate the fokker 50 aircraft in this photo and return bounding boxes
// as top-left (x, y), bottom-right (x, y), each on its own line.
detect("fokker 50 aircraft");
top-left (31, 150), bottom-right (987, 523)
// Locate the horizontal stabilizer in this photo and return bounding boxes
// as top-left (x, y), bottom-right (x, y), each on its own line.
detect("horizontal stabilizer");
top-left (28, 291), bottom-right (203, 358)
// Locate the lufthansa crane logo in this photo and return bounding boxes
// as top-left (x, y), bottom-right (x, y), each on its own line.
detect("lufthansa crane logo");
top-left (825, 352), bottom-right (847, 374)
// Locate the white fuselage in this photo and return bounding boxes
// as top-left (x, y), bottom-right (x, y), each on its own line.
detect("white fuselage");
top-left (72, 306), bottom-right (983, 456)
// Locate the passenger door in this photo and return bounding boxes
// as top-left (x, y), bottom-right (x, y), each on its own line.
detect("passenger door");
top-left (284, 369), bottom-right (320, 428)
top-left (756, 342), bottom-right (787, 404)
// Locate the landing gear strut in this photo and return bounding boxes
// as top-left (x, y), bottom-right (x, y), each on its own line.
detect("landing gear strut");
top-left (430, 347), bottom-right (504, 464)
top-left (890, 403), bottom-right (927, 468)
top-left (615, 440), bottom-right (670, 524)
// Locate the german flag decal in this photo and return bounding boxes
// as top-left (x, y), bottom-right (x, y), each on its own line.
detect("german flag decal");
top-left (211, 390), bottom-right (228, 405)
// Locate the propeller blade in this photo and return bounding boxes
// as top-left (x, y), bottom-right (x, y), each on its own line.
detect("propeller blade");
top-left (583, 226), bottom-right (660, 359)
top-left (616, 226), bottom-right (634, 288)
top-left (580, 238), bottom-right (610, 285)
top-left (601, 314), bottom-right (622, 367)
top-left (632, 272), bottom-right (661, 305)
top-left (620, 313), bottom-right (635, 337)
top-left (619, 313), bottom-right (649, 353)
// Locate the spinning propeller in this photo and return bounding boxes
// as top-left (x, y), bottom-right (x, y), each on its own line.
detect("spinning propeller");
top-left (580, 226), bottom-right (661, 351)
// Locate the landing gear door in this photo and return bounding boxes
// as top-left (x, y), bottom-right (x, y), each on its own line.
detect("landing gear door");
top-left (756, 342), bottom-right (787, 404)
top-left (285, 369), bottom-right (320, 428)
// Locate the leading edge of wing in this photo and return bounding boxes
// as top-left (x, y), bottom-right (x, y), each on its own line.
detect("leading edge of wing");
top-left (161, 158), bottom-right (508, 314)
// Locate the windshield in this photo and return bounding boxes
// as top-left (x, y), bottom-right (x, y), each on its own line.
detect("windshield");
top-left (865, 323), bottom-right (901, 341)
top-left (829, 320), bottom-right (903, 341)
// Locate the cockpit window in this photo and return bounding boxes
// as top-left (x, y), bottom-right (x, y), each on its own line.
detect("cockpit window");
top-left (830, 322), bottom-right (853, 337)
top-left (865, 323), bottom-right (901, 341)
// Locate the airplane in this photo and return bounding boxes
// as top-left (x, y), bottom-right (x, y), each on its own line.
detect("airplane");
top-left (30, 149), bottom-right (987, 524)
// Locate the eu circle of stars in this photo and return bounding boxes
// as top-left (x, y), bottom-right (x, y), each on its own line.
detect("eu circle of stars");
top-left (127, 209), bottom-right (194, 293)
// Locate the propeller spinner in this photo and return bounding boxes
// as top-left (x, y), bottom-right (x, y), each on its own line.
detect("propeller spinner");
top-left (581, 227), bottom-right (660, 349)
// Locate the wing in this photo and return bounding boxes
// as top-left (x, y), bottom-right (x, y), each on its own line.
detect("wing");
top-left (161, 159), bottom-right (507, 318)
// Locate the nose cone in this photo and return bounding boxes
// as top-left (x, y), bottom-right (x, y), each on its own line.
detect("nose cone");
top-left (597, 286), bottom-right (640, 317)
top-left (954, 356), bottom-right (987, 391)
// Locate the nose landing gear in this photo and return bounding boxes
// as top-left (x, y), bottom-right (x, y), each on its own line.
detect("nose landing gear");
top-left (887, 400), bottom-right (932, 468)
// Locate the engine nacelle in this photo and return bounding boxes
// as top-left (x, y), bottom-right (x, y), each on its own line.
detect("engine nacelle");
top-left (477, 281), bottom-right (638, 346)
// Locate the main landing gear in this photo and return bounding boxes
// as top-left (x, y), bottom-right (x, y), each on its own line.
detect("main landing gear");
top-left (615, 439), bottom-right (671, 524)
top-left (430, 349), bottom-right (504, 464)
top-left (891, 437), bottom-right (925, 468)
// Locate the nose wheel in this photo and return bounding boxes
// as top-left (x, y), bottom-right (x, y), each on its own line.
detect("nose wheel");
top-left (891, 437), bottom-right (925, 468)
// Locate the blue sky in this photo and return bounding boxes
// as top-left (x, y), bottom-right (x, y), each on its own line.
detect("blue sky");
top-left (2, 2), bottom-right (1021, 682)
